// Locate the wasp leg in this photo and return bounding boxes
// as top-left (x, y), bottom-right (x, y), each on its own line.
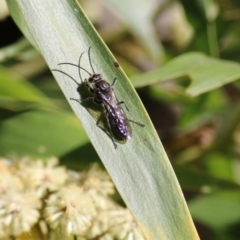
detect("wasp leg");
top-left (70, 98), bottom-right (81, 104)
top-left (70, 97), bottom-right (95, 104)
top-left (127, 119), bottom-right (145, 127)
top-left (111, 77), bottom-right (118, 87)
top-left (111, 78), bottom-right (129, 112)
top-left (117, 101), bottom-right (144, 126)
top-left (117, 101), bottom-right (129, 112)
top-left (105, 112), bottom-right (117, 149)
top-left (106, 114), bottom-right (118, 149)
top-left (96, 112), bottom-right (117, 149)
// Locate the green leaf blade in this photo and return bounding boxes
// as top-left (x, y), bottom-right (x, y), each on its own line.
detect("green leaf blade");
top-left (0, 110), bottom-right (88, 157)
top-left (131, 52), bottom-right (240, 97)
top-left (7, 0), bottom-right (199, 239)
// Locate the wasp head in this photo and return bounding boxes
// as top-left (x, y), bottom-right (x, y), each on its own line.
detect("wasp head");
top-left (89, 74), bottom-right (102, 83)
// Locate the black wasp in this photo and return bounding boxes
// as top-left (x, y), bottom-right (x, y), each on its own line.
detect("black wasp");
top-left (52, 47), bottom-right (144, 149)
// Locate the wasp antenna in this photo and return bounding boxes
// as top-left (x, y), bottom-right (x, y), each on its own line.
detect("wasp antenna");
top-left (58, 62), bottom-right (91, 76)
top-left (88, 46), bottom-right (95, 74)
top-left (51, 69), bottom-right (80, 86)
top-left (78, 52), bottom-right (85, 83)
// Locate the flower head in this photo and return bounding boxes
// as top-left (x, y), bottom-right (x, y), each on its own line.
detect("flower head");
top-left (18, 157), bottom-right (68, 197)
top-left (0, 159), bottom-right (23, 195)
top-left (80, 163), bottom-right (115, 197)
top-left (45, 185), bottom-right (96, 236)
top-left (109, 209), bottom-right (146, 240)
top-left (0, 190), bottom-right (41, 238)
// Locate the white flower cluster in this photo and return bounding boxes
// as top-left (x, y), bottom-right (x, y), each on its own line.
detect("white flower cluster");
top-left (0, 157), bottom-right (145, 240)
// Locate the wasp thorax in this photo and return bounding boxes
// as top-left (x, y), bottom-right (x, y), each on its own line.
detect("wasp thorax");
top-left (100, 82), bottom-right (110, 92)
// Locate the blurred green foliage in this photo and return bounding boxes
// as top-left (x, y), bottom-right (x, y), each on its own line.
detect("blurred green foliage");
top-left (1, 0), bottom-right (240, 239)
